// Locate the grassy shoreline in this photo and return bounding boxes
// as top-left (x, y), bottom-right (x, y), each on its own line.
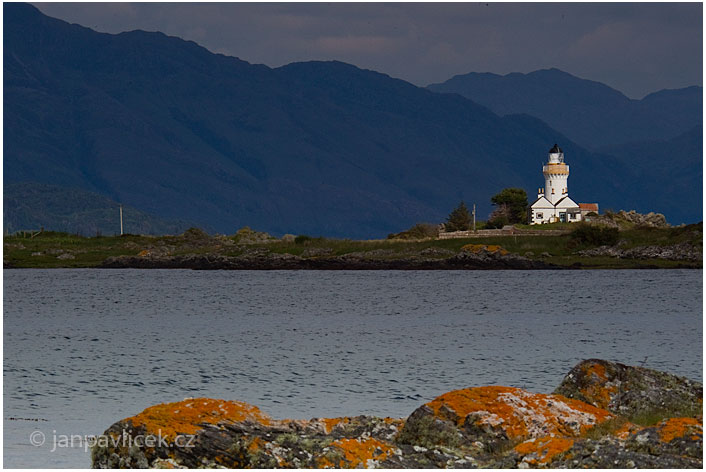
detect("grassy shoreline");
top-left (3, 223), bottom-right (702, 269)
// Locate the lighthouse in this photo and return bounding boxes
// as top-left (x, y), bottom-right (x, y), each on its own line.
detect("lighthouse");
top-left (529, 144), bottom-right (597, 224)
top-left (543, 144), bottom-right (569, 204)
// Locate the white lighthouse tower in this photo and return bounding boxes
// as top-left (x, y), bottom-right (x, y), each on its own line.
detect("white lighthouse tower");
top-left (543, 144), bottom-right (569, 204)
top-left (529, 144), bottom-right (592, 224)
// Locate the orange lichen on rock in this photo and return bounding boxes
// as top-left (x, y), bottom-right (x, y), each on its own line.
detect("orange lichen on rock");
top-left (318, 417), bottom-right (352, 434)
top-left (128, 398), bottom-right (271, 440)
top-left (577, 361), bottom-right (618, 408)
top-left (585, 362), bottom-right (607, 380)
top-left (514, 436), bottom-right (574, 464)
top-left (383, 416), bottom-right (405, 428)
top-left (327, 438), bottom-right (396, 468)
top-left (656, 417), bottom-right (702, 443)
top-left (247, 436), bottom-right (268, 454)
top-left (614, 421), bottom-right (640, 440)
top-left (460, 244), bottom-right (509, 255)
top-left (305, 416), bottom-right (403, 435)
top-left (138, 249), bottom-right (150, 257)
top-left (426, 386), bottom-right (613, 440)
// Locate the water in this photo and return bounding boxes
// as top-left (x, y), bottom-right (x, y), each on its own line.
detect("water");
top-left (3, 269), bottom-right (702, 468)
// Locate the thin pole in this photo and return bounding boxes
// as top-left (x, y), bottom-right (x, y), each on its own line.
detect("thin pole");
top-left (472, 204), bottom-right (476, 232)
top-left (119, 205), bottom-right (123, 235)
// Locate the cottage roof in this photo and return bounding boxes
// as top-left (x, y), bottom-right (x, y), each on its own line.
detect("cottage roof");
top-left (578, 203), bottom-right (599, 211)
top-left (530, 196), bottom-right (554, 208)
top-left (554, 196), bottom-right (579, 208)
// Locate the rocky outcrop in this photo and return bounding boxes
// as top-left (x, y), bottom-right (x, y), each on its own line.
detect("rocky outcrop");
top-left (616, 210), bottom-right (669, 228)
top-left (553, 359), bottom-right (703, 420)
top-left (577, 242), bottom-right (702, 262)
top-left (588, 210), bottom-right (670, 229)
top-left (232, 226), bottom-right (278, 244)
top-left (91, 399), bottom-right (408, 469)
top-left (398, 386), bottom-right (614, 457)
top-left (92, 360), bottom-right (702, 468)
top-left (100, 245), bottom-right (558, 270)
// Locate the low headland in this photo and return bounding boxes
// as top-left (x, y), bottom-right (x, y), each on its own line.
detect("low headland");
top-left (92, 359), bottom-right (702, 468)
top-left (4, 211), bottom-right (702, 270)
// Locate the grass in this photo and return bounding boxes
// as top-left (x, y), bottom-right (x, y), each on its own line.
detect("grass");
top-left (4, 232), bottom-right (157, 268)
top-left (583, 417), bottom-right (631, 440)
top-left (584, 404), bottom-right (703, 440)
top-left (628, 405), bottom-right (704, 427)
top-left (3, 223), bottom-right (701, 269)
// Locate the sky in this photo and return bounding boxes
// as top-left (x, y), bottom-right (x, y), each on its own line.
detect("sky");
top-left (32, 2), bottom-right (702, 99)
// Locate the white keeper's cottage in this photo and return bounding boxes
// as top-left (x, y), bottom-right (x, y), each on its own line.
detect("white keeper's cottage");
top-left (529, 144), bottom-right (598, 224)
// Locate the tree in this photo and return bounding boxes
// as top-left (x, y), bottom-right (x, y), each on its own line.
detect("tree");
top-left (489, 188), bottom-right (528, 225)
top-left (485, 205), bottom-right (511, 229)
top-left (445, 201), bottom-right (471, 231)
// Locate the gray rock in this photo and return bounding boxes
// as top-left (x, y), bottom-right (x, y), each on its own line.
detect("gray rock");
top-left (554, 358), bottom-right (702, 419)
top-left (301, 247), bottom-right (334, 257)
top-left (578, 242), bottom-right (702, 262)
top-left (419, 247), bottom-right (455, 258)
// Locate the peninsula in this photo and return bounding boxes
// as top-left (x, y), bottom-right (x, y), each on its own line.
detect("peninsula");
top-left (3, 211), bottom-right (701, 270)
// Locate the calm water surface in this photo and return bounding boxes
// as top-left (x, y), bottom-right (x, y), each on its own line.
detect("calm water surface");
top-left (4, 269), bottom-right (702, 467)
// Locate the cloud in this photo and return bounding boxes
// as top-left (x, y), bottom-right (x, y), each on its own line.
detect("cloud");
top-left (311, 35), bottom-right (403, 56)
top-left (31, 2), bottom-right (702, 98)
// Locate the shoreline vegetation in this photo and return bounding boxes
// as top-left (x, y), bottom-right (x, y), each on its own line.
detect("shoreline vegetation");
top-left (3, 213), bottom-right (702, 270)
top-left (93, 359), bottom-right (702, 468)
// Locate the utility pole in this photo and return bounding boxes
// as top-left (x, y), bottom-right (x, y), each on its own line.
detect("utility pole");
top-left (119, 205), bottom-right (124, 236)
top-left (472, 204), bottom-right (476, 232)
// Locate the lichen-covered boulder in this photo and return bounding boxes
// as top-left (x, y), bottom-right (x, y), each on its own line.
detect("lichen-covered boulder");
top-left (92, 360), bottom-right (703, 469)
top-left (512, 436), bottom-right (576, 466)
top-left (398, 386), bottom-right (614, 452)
top-left (449, 249), bottom-right (553, 269)
top-left (625, 416), bottom-right (703, 459)
top-left (535, 416), bottom-right (704, 469)
top-left (553, 359), bottom-right (703, 420)
top-left (460, 244), bottom-right (509, 255)
top-left (91, 398), bottom-right (409, 469)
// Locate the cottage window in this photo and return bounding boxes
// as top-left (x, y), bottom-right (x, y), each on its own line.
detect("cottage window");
top-left (536, 212), bottom-right (543, 219)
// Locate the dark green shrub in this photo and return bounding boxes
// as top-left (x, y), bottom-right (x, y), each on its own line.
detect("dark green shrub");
top-left (485, 215), bottom-right (509, 229)
top-left (387, 223), bottom-right (439, 240)
top-left (570, 224), bottom-right (619, 246)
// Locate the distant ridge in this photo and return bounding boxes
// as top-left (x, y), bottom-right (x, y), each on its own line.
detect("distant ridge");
top-left (428, 69), bottom-right (702, 149)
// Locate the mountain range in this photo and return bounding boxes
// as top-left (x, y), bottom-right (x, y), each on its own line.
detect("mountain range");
top-left (428, 69), bottom-right (702, 150)
top-left (4, 3), bottom-right (702, 237)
